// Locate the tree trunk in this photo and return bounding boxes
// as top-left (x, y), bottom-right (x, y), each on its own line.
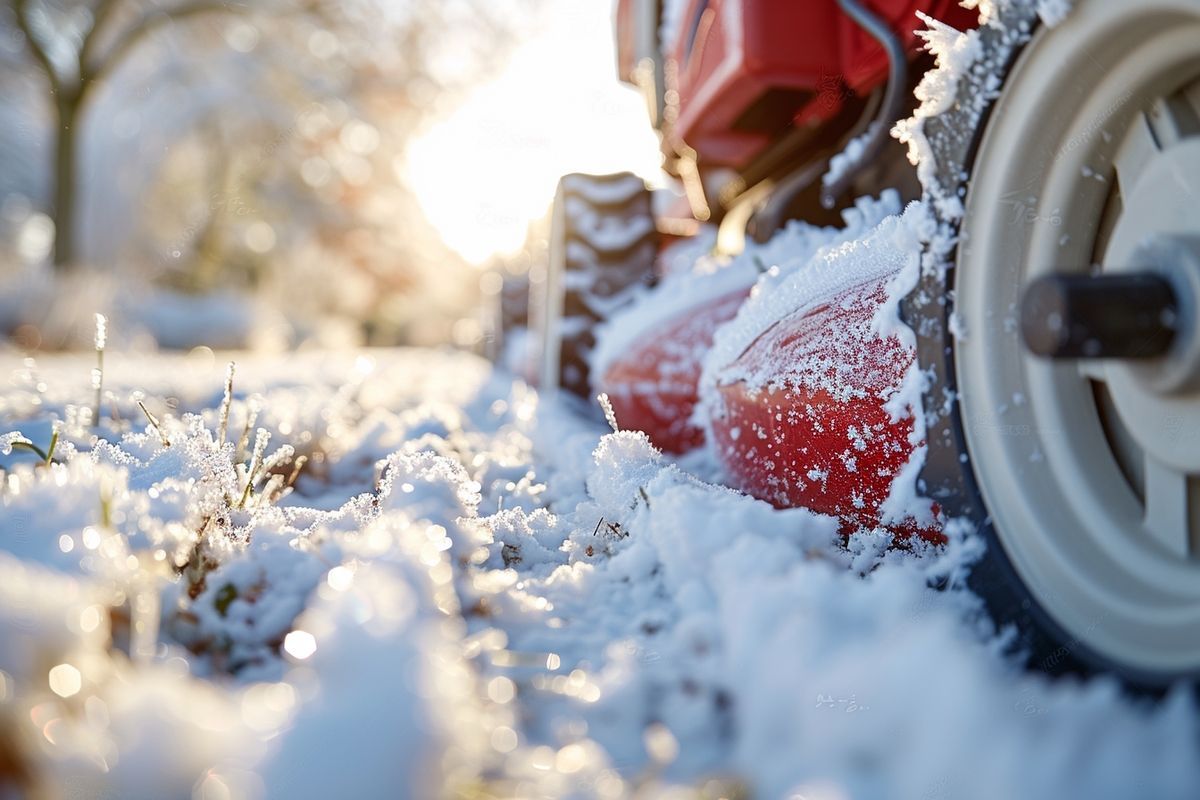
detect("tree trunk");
top-left (52, 97), bottom-right (80, 271)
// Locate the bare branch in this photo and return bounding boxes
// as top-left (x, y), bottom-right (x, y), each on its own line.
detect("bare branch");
top-left (78, 0), bottom-right (122, 79)
top-left (12, 0), bottom-right (64, 99)
top-left (82, 0), bottom-right (248, 88)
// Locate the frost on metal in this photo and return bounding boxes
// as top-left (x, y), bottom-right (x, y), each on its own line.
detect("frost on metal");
top-left (891, 13), bottom-right (985, 223)
top-left (893, 1), bottom-right (1042, 236)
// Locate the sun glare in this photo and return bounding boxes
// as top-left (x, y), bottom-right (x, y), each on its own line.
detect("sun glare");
top-left (404, 1), bottom-right (662, 265)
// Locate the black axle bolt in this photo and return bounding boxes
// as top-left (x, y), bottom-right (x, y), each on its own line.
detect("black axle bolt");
top-left (1020, 273), bottom-right (1178, 359)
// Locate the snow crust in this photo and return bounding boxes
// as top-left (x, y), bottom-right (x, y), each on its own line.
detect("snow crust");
top-left (822, 126), bottom-right (874, 190)
top-left (561, 173), bottom-right (647, 207)
top-left (696, 191), bottom-right (907, 415)
top-left (891, 13), bottom-right (985, 222)
top-left (2, 3), bottom-right (1193, 797)
top-left (1037, 0), bottom-right (1074, 27)
top-left (592, 193), bottom-right (901, 385)
top-left (2, 347), bottom-right (1197, 798)
top-left (565, 194), bottom-right (657, 253)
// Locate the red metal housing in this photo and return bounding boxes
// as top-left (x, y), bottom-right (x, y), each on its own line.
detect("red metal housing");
top-left (617, 0), bottom-right (978, 168)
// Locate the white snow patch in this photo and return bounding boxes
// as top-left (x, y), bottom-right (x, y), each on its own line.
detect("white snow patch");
top-left (823, 126), bottom-right (875, 189)
top-left (0, 347), bottom-right (1196, 797)
top-left (1037, 0), bottom-right (1074, 27)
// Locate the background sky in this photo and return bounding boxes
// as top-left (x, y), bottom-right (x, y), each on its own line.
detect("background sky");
top-left (405, 0), bottom-right (663, 265)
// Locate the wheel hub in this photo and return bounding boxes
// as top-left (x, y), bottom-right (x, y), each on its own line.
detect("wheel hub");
top-left (1105, 239), bottom-right (1200, 473)
top-left (1097, 135), bottom-right (1200, 558)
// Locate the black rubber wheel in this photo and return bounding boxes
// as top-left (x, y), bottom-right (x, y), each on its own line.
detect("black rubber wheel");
top-left (533, 172), bottom-right (658, 398)
top-left (500, 273), bottom-right (530, 336)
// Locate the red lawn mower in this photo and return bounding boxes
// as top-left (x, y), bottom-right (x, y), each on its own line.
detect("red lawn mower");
top-left (521, 0), bottom-right (1200, 689)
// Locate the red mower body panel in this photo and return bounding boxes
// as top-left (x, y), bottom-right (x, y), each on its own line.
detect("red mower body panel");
top-left (597, 0), bottom-right (972, 537)
top-left (633, 0), bottom-right (976, 167)
top-left (708, 277), bottom-right (940, 541)
top-left (599, 287), bottom-right (751, 454)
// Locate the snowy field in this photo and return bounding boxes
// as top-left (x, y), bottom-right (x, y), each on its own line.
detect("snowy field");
top-left (1, 345), bottom-right (1197, 800)
top-left (2, 2), bottom-right (1198, 798)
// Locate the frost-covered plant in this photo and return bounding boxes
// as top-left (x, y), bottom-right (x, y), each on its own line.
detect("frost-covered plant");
top-left (171, 406), bottom-right (302, 594)
top-left (218, 361), bottom-right (235, 446)
top-left (92, 313), bottom-right (106, 428)
top-left (0, 427), bottom-right (59, 465)
top-left (137, 399), bottom-right (171, 447)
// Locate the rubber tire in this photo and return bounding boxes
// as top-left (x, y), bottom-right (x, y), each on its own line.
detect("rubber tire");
top-left (535, 172), bottom-right (658, 399)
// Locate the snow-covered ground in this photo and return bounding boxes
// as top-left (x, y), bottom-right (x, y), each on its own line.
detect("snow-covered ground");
top-left (1, 345), bottom-right (1197, 800)
top-left (3, 2), bottom-right (1198, 798)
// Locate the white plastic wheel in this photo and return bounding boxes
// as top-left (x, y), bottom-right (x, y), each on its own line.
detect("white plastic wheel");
top-left (955, 0), bottom-right (1200, 679)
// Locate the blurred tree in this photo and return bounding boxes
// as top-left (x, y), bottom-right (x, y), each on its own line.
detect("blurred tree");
top-left (1, 0), bottom-right (537, 346)
top-left (9, 0), bottom-right (264, 270)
